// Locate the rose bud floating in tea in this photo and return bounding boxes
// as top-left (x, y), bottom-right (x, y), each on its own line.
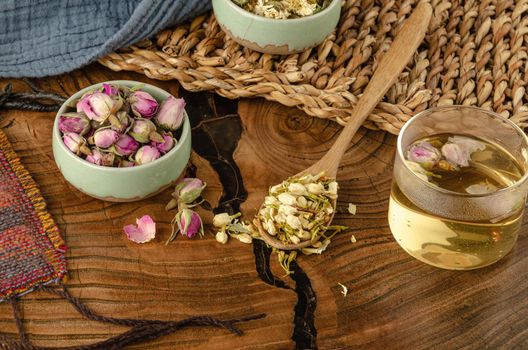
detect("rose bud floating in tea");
top-left (390, 106), bottom-right (528, 270)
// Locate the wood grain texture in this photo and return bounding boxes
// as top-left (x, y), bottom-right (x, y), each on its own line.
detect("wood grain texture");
top-left (0, 64), bottom-right (527, 350)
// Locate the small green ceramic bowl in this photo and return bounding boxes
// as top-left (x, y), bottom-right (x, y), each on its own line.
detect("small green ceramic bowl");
top-left (52, 80), bottom-right (192, 202)
top-left (212, 0), bottom-right (341, 55)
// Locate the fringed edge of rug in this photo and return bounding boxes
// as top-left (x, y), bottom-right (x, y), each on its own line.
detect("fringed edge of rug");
top-left (0, 130), bottom-right (67, 300)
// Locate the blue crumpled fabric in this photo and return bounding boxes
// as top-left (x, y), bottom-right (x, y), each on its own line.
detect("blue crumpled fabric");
top-left (0, 0), bottom-right (211, 78)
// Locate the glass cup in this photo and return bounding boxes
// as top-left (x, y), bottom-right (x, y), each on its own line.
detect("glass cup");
top-left (389, 106), bottom-right (528, 270)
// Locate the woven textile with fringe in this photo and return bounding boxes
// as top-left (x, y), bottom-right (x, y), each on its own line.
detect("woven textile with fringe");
top-left (99, 0), bottom-right (528, 134)
top-left (0, 131), bottom-right (67, 301)
top-left (0, 130), bottom-right (264, 350)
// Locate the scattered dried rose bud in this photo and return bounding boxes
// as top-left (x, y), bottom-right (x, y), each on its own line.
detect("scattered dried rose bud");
top-left (114, 134), bottom-right (139, 156)
top-left (154, 96), bottom-right (185, 130)
top-left (176, 209), bottom-right (204, 239)
top-left (123, 215), bottom-right (156, 243)
top-left (93, 128), bottom-right (119, 149)
top-left (173, 178), bottom-right (207, 205)
top-left (129, 91), bottom-right (159, 118)
top-left (407, 141), bottom-right (441, 169)
top-left (129, 119), bottom-right (157, 143)
top-left (76, 91), bottom-right (115, 123)
top-left (63, 132), bottom-right (91, 156)
top-left (102, 83), bottom-right (120, 96)
top-left (58, 113), bottom-right (91, 135)
top-left (153, 133), bottom-right (175, 154)
top-left (135, 145), bottom-right (160, 165)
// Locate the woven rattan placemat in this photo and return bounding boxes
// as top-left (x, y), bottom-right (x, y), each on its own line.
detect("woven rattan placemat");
top-left (99, 0), bottom-right (528, 134)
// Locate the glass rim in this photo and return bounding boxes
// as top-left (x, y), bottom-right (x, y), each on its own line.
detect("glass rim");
top-left (397, 105), bottom-right (528, 198)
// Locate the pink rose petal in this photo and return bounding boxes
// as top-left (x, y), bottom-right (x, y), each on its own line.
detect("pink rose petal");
top-left (124, 215), bottom-right (156, 243)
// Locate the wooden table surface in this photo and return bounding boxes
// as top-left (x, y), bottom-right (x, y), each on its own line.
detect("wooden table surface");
top-left (0, 64), bottom-right (527, 350)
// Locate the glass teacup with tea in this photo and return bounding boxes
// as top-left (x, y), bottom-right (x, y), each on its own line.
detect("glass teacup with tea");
top-left (389, 106), bottom-right (528, 270)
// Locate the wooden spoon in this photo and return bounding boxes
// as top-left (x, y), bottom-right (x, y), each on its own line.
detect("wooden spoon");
top-left (254, 2), bottom-right (433, 250)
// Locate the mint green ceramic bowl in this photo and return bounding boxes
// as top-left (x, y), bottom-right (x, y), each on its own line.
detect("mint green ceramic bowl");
top-left (212, 0), bottom-right (341, 55)
top-left (52, 80), bottom-right (192, 202)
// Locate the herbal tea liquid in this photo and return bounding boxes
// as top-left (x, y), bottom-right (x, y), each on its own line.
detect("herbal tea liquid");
top-left (389, 134), bottom-right (525, 270)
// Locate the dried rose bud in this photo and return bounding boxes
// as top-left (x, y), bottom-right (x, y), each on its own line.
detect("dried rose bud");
top-left (85, 148), bottom-right (103, 165)
top-left (176, 209), bottom-right (204, 239)
top-left (114, 134), bottom-right (139, 156)
top-left (135, 145), bottom-right (160, 165)
top-left (407, 141), bottom-right (441, 169)
top-left (441, 136), bottom-right (485, 167)
top-left (102, 83), bottom-right (120, 96)
top-left (152, 133), bottom-right (175, 154)
top-left (129, 91), bottom-right (159, 118)
top-left (93, 128), bottom-right (119, 149)
top-left (63, 132), bottom-right (91, 156)
top-left (58, 112), bottom-right (91, 135)
top-left (76, 91), bottom-right (115, 123)
top-left (85, 149), bottom-right (115, 166)
top-left (119, 159), bottom-right (135, 167)
top-left (129, 119), bottom-right (157, 143)
top-left (173, 178), bottom-right (206, 204)
top-left (109, 111), bottom-right (130, 133)
top-left (154, 96), bottom-right (185, 130)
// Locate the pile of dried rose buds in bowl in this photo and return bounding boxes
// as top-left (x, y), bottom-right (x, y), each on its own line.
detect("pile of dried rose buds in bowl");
top-left (59, 83), bottom-right (184, 167)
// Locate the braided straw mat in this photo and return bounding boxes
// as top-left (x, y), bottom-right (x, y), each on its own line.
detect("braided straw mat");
top-left (99, 0), bottom-right (528, 135)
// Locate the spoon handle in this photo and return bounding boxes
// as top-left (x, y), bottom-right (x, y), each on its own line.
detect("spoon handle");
top-left (315, 3), bottom-right (432, 176)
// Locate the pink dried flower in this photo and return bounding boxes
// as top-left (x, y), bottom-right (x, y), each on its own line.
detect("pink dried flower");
top-left (441, 136), bottom-right (486, 167)
top-left (93, 128), bottom-right (119, 149)
top-left (129, 119), bottom-right (157, 143)
top-left (129, 91), bottom-right (159, 118)
top-left (152, 133), bottom-right (175, 154)
top-left (135, 145), bottom-right (160, 165)
top-left (85, 149), bottom-right (115, 166)
top-left (63, 132), bottom-right (91, 156)
top-left (173, 178), bottom-right (206, 204)
top-left (123, 215), bottom-right (156, 243)
top-left (102, 83), bottom-right (120, 96)
top-left (176, 209), bottom-right (204, 239)
top-left (58, 113), bottom-right (91, 135)
top-left (154, 96), bottom-right (185, 130)
top-left (407, 141), bottom-right (441, 168)
top-left (114, 134), bottom-right (139, 156)
top-left (76, 91), bottom-right (115, 123)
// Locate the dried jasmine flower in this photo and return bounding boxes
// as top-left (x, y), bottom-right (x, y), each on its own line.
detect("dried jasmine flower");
top-left (255, 172), bottom-right (348, 274)
top-left (350, 235), bottom-right (356, 243)
top-left (212, 212), bottom-right (257, 245)
top-left (233, 0), bottom-right (331, 19)
top-left (257, 172), bottom-right (340, 245)
top-left (337, 282), bottom-right (348, 297)
top-left (348, 203), bottom-right (357, 215)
